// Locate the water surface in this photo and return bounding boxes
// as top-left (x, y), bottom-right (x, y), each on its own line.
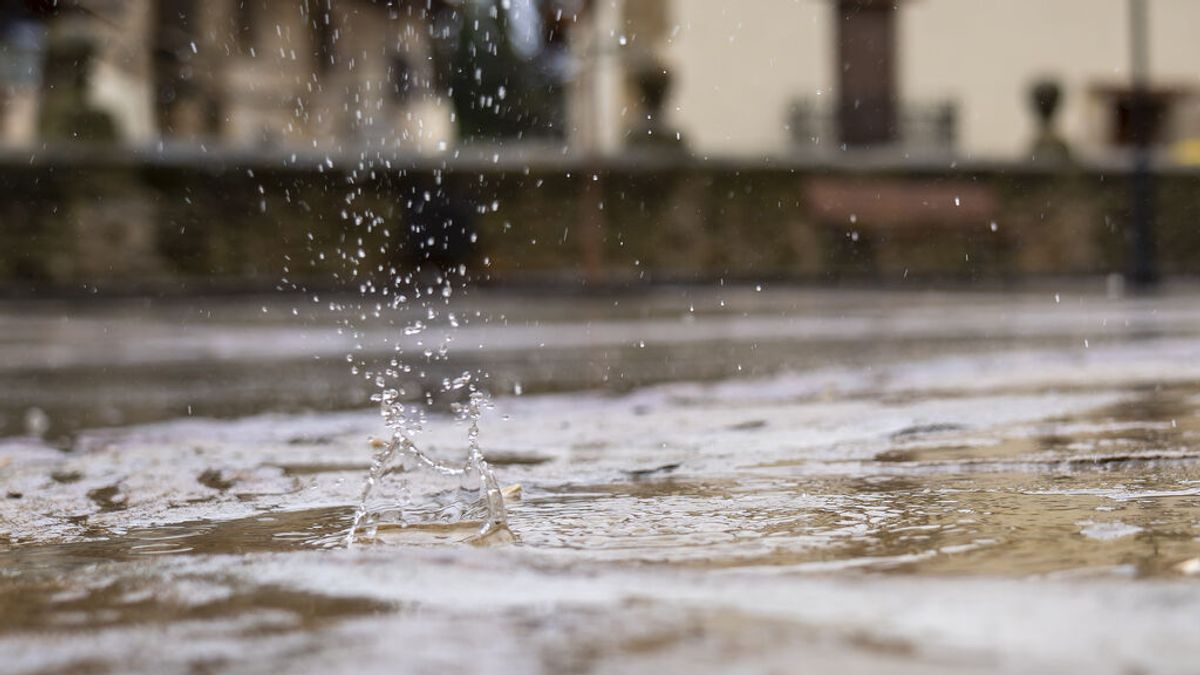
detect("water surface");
top-left (3, 287), bottom-right (1200, 673)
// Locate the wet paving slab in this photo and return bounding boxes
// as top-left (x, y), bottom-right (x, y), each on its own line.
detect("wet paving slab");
top-left (2, 288), bottom-right (1200, 673)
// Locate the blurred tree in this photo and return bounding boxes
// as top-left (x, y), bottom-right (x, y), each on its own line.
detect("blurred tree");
top-left (449, 0), bottom-right (563, 142)
top-left (38, 23), bottom-right (117, 143)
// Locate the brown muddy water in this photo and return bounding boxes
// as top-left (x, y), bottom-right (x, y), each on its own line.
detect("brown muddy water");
top-left (2, 287), bottom-right (1200, 674)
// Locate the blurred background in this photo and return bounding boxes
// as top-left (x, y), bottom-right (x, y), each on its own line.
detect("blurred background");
top-left (10, 6), bottom-right (1200, 671)
top-left (2, 0), bottom-right (1200, 287)
top-left (2, 0), bottom-right (1200, 440)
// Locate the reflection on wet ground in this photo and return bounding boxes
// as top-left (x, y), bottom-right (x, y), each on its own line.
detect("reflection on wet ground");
top-left (3, 286), bottom-right (1198, 440)
top-left (504, 382), bottom-right (1200, 576)
top-left (4, 288), bottom-right (1200, 673)
top-left (0, 507), bottom-right (353, 573)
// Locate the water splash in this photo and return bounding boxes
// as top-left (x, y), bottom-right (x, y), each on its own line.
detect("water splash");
top-left (344, 379), bottom-right (507, 546)
top-left (250, 0), bottom-right (522, 545)
top-left (305, 163), bottom-right (509, 544)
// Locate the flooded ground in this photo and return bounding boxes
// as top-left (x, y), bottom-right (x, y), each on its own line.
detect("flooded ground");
top-left (3, 286), bottom-right (1200, 673)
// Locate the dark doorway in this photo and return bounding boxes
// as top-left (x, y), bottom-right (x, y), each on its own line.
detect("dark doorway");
top-left (836, 0), bottom-right (899, 147)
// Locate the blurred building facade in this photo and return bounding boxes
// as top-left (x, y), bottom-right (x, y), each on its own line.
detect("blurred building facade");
top-left (664, 0), bottom-right (1200, 161)
top-left (2, 0), bottom-right (1200, 160)
top-left (1, 0), bottom-right (465, 151)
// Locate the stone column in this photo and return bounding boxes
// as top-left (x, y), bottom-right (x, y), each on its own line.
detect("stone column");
top-left (38, 16), bottom-right (160, 283)
top-left (89, 0), bottom-right (156, 143)
top-left (568, 0), bottom-right (623, 156)
top-left (0, 11), bottom-right (45, 147)
top-left (622, 0), bottom-right (684, 150)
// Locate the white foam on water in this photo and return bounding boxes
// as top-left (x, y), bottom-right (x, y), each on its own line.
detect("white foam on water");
top-left (1078, 521), bottom-right (1145, 541)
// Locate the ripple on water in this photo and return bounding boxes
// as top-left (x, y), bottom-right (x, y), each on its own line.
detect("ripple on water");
top-left (501, 464), bottom-right (1200, 577)
top-left (5, 369), bottom-right (1200, 583)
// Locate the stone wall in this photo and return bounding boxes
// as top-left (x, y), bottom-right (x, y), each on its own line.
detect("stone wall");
top-left (1, 152), bottom-right (1196, 292)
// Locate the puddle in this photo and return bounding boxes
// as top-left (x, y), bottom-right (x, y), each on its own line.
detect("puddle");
top-left (6, 289), bottom-right (1200, 672)
top-left (0, 507), bottom-right (356, 574)
top-left (0, 573), bottom-right (392, 635)
top-left (870, 384), bottom-right (1200, 468)
top-left (505, 468), bottom-right (1200, 576)
top-left (5, 364), bottom-right (1200, 581)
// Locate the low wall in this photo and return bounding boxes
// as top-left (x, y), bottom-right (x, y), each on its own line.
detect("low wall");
top-left (1, 148), bottom-right (1197, 291)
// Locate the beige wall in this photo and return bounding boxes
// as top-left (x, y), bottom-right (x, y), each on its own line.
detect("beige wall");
top-left (664, 0), bottom-right (830, 157)
top-left (905, 0), bottom-right (1200, 159)
top-left (662, 0), bottom-right (1200, 159)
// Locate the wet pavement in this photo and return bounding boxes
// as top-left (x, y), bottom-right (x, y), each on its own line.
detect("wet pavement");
top-left (3, 286), bottom-right (1200, 673)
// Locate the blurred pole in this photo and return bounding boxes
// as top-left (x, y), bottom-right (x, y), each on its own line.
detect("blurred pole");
top-left (576, 0), bottom-right (621, 283)
top-left (1127, 0), bottom-right (1159, 289)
